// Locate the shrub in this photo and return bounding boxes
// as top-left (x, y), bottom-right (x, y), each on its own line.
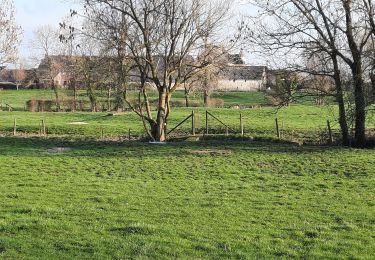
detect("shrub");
top-left (42, 100), bottom-right (54, 112)
top-left (26, 99), bottom-right (57, 112)
top-left (170, 100), bottom-right (202, 108)
top-left (207, 98), bottom-right (224, 108)
top-left (26, 99), bottom-right (38, 112)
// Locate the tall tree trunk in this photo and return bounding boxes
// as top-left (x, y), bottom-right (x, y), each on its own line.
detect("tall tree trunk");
top-left (72, 80), bottom-right (77, 112)
top-left (370, 71), bottom-right (375, 103)
top-left (335, 79), bottom-right (350, 146)
top-left (107, 87), bottom-right (112, 111)
top-left (87, 83), bottom-right (97, 112)
top-left (342, 1), bottom-right (366, 147)
top-left (352, 62), bottom-right (366, 147)
top-left (115, 86), bottom-right (124, 112)
top-left (151, 89), bottom-right (168, 142)
top-left (333, 56), bottom-right (350, 146)
top-left (185, 87), bottom-right (190, 107)
top-left (52, 82), bottom-right (60, 111)
top-left (204, 90), bottom-right (209, 107)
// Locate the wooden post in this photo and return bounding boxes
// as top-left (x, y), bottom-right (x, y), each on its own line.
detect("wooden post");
top-left (192, 111), bottom-right (196, 136)
top-left (13, 118), bottom-right (17, 136)
top-left (101, 127), bottom-right (104, 139)
top-left (42, 120), bottom-right (46, 136)
top-left (240, 113), bottom-right (244, 137)
top-left (39, 122), bottom-right (42, 136)
top-left (327, 120), bottom-right (333, 144)
top-left (275, 118), bottom-right (280, 139)
top-left (226, 126), bottom-right (229, 136)
top-left (205, 110), bottom-right (209, 135)
top-left (128, 128), bottom-right (131, 140)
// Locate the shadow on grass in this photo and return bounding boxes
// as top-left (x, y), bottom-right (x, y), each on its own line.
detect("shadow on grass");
top-left (0, 136), bottom-right (351, 158)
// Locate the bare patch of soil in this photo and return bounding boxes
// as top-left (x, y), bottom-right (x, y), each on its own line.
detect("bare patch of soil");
top-left (46, 147), bottom-right (73, 154)
top-left (67, 122), bottom-right (88, 125)
top-left (191, 149), bottom-right (232, 156)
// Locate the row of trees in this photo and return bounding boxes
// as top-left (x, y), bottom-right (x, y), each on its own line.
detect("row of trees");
top-left (3, 0), bottom-right (374, 146)
top-left (248, 0), bottom-right (375, 147)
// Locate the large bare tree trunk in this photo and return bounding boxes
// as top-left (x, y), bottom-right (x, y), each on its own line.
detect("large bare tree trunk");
top-left (151, 90), bottom-right (168, 142)
top-left (204, 90), bottom-right (209, 107)
top-left (370, 71), bottom-right (375, 102)
top-left (107, 87), bottom-right (111, 111)
top-left (332, 56), bottom-right (350, 146)
top-left (71, 79), bottom-right (77, 112)
top-left (352, 62), bottom-right (366, 147)
top-left (87, 83), bottom-right (97, 112)
top-left (336, 89), bottom-right (350, 146)
top-left (184, 87), bottom-right (190, 107)
top-left (343, 1), bottom-right (367, 147)
top-left (52, 82), bottom-right (60, 111)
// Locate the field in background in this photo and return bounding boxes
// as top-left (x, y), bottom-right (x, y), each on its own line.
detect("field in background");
top-left (0, 89), bottom-right (359, 143)
top-left (0, 106), bottom-right (347, 142)
top-left (0, 89), bottom-right (267, 111)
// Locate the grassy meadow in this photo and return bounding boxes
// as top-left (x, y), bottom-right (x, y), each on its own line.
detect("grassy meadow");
top-left (1, 138), bottom-right (375, 259)
top-left (0, 89), bottom-right (359, 143)
top-left (0, 89), bottom-right (267, 111)
top-left (0, 89), bottom-right (375, 259)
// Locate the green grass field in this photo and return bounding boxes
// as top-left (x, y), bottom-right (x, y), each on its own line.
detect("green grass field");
top-left (0, 138), bottom-right (374, 259)
top-left (1, 90), bottom-right (375, 258)
top-left (0, 89), bottom-right (354, 142)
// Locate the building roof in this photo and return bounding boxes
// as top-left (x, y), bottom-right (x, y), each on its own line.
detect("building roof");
top-left (219, 65), bottom-right (267, 81)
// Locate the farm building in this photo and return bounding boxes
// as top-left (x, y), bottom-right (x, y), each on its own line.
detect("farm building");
top-left (29, 52), bottom-right (271, 92)
top-left (217, 65), bottom-right (268, 91)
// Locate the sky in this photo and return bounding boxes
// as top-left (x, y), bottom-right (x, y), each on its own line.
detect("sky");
top-left (13, 0), bottom-right (259, 66)
top-left (14, 0), bottom-right (79, 61)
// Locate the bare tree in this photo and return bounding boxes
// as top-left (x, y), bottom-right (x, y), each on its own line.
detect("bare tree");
top-left (12, 68), bottom-right (26, 90)
top-left (248, 0), bottom-right (375, 147)
top-left (0, 0), bottom-right (21, 67)
top-left (77, 0), bottom-right (233, 141)
top-left (31, 25), bottom-right (63, 110)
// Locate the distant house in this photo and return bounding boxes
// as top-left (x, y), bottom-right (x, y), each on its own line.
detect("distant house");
top-left (217, 65), bottom-right (268, 91)
top-left (31, 52), bottom-right (272, 92)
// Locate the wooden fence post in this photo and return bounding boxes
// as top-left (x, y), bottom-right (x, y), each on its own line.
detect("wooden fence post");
top-left (275, 118), bottom-right (280, 139)
top-left (13, 118), bottom-right (17, 136)
top-left (42, 120), bottom-right (46, 136)
top-left (240, 113), bottom-right (244, 137)
top-left (128, 128), bottom-right (131, 140)
top-left (327, 120), bottom-right (333, 144)
top-left (226, 126), bottom-right (229, 136)
top-left (192, 111), bottom-right (196, 136)
top-left (205, 110), bottom-right (209, 135)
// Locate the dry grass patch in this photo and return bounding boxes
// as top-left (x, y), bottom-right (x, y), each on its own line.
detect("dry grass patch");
top-left (191, 149), bottom-right (233, 156)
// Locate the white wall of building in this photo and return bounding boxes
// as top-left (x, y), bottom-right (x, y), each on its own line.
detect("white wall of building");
top-left (217, 79), bottom-right (264, 91)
